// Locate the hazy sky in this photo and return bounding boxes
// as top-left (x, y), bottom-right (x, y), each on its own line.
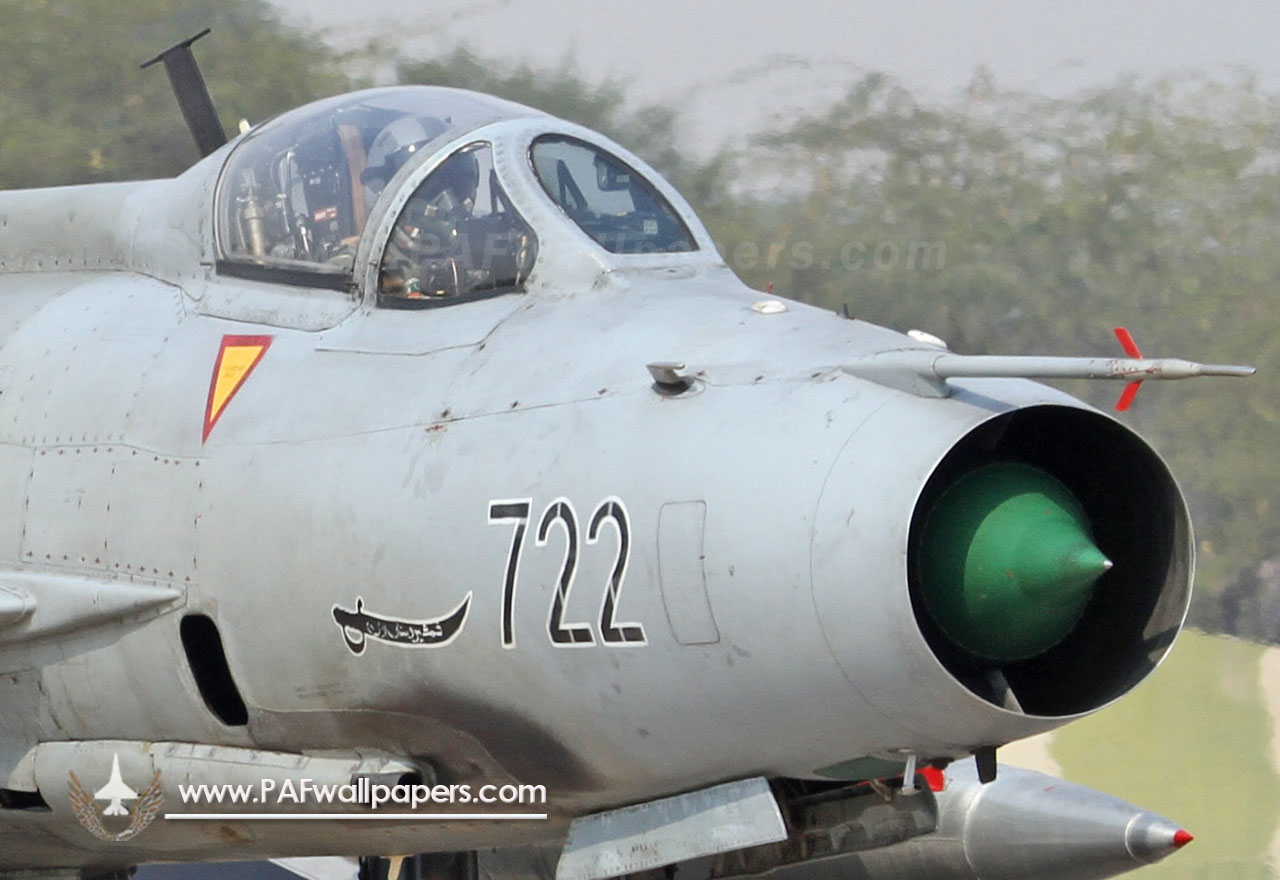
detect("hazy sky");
top-left (270, 1), bottom-right (1280, 150)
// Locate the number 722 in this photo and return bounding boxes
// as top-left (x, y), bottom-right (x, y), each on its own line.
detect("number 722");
top-left (488, 497), bottom-right (647, 649)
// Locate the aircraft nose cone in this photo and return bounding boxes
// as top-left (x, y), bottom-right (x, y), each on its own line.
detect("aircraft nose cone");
top-left (918, 462), bottom-right (1111, 661)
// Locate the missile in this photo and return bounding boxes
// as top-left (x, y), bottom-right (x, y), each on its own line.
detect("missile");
top-left (930, 762), bottom-right (1190, 880)
top-left (513, 763), bottom-right (1190, 880)
top-left (759, 762), bottom-right (1192, 880)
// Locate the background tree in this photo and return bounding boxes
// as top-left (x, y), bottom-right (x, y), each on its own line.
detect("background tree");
top-left (731, 71), bottom-right (1279, 624)
top-left (0, 0), bottom-right (350, 188)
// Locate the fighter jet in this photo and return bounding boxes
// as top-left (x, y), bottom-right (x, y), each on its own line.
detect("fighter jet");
top-left (0, 33), bottom-right (1254, 880)
top-left (93, 754), bottom-right (138, 818)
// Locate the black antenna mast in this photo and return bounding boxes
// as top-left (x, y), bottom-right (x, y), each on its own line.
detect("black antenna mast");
top-left (141, 28), bottom-right (228, 158)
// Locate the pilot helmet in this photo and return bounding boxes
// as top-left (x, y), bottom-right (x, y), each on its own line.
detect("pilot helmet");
top-left (362, 115), bottom-right (449, 198)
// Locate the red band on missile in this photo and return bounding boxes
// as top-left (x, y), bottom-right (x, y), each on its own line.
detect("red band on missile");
top-left (920, 765), bottom-right (946, 792)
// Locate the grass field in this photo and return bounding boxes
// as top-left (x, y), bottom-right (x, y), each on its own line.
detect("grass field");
top-left (1044, 630), bottom-right (1279, 879)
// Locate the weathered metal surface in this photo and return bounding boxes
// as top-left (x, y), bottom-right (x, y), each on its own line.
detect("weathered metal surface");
top-left (555, 778), bottom-right (785, 880)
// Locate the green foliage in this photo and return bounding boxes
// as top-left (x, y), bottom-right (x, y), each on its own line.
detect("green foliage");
top-left (0, 0), bottom-right (349, 188)
top-left (727, 71), bottom-right (1279, 613)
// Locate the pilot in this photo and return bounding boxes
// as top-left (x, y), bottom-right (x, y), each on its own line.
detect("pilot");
top-left (378, 146), bottom-right (482, 301)
top-left (315, 114), bottom-right (452, 277)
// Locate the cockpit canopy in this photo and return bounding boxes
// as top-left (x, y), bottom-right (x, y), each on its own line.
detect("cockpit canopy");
top-left (215, 86), bottom-right (703, 306)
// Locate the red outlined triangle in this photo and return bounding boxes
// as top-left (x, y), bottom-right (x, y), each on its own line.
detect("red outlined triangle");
top-left (203, 335), bottom-right (273, 443)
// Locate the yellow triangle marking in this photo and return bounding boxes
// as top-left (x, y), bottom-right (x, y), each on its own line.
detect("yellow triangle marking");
top-left (203, 335), bottom-right (272, 442)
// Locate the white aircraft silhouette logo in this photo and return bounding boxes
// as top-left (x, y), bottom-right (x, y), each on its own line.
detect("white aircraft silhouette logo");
top-left (93, 754), bottom-right (138, 817)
